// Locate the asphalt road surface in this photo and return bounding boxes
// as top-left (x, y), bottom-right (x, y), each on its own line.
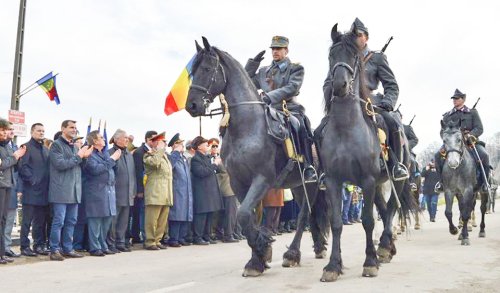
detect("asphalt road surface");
top-left (2, 206), bottom-right (500, 293)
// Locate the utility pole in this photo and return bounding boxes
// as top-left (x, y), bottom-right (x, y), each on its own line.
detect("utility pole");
top-left (11, 0), bottom-right (27, 111)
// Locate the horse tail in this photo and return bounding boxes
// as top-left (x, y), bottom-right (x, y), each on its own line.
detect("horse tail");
top-left (397, 179), bottom-right (420, 225)
top-left (310, 189), bottom-right (330, 252)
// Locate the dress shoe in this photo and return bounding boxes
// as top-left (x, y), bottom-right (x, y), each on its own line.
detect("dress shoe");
top-left (35, 247), bottom-right (50, 256)
top-left (2, 256), bottom-right (14, 263)
top-left (168, 242), bottom-right (182, 248)
top-left (62, 251), bottom-right (84, 258)
top-left (5, 249), bottom-right (21, 257)
top-left (343, 221), bottom-right (353, 225)
top-left (222, 237), bottom-right (239, 243)
top-left (50, 251), bottom-right (65, 261)
top-left (131, 238), bottom-right (144, 244)
top-left (193, 239), bottom-right (209, 246)
top-left (90, 250), bottom-right (105, 257)
top-left (21, 248), bottom-right (38, 257)
top-left (430, 218), bottom-right (436, 222)
top-left (157, 244), bottom-right (168, 250)
top-left (145, 245), bottom-right (160, 250)
top-left (108, 247), bottom-right (120, 254)
top-left (179, 240), bottom-right (191, 246)
top-left (117, 246), bottom-right (132, 252)
top-left (0, 258), bottom-right (8, 265)
top-left (103, 249), bottom-right (116, 255)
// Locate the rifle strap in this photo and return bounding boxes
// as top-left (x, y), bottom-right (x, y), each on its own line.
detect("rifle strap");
top-left (363, 52), bottom-right (374, 63)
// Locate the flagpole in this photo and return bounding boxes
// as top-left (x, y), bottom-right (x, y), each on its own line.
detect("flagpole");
top-left (10, 0), bottom-right (27, 111)
top-left (199, 116), bottom-right (202, 136)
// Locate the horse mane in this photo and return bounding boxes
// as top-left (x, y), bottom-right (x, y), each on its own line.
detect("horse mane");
top-left (323, 32), bottom-right (370, 115)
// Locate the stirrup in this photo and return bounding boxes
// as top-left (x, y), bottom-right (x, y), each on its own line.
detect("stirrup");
top-left (303, 165), bottom-right (318, 184)
top-left (410, 183), bottom-right (418, 192)
top-left (392, 163), bottom-right (409, 182)
top-left (434, 182), bottom-right (443, 193)
top-left (318, 173), bottom-right (326, 191)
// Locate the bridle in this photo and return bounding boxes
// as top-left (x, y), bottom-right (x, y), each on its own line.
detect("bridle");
top-left (189, 53), bottom-right (227, 109)
top-left (444, 132), bottom-right (466, 169)
top-left (330, 53), bottom-right (360, 99)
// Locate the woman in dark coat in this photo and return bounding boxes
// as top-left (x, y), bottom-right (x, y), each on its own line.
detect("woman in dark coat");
top-left (82, 131), bottom-right (121, 256)
top-left (190, 136), bottom-right (223, 245)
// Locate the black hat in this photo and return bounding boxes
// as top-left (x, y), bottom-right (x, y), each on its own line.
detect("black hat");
top-left (191, 136), bottom-right (208, 149)
top-left (351, 17), bottom-right (369, 36)
top-left (451, 89), bottom-right (466, 99)
top-left (168, 133), bottom-right (184, 147)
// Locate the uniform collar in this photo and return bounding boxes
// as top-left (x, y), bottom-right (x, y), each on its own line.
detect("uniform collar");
top-left (362, 46), bottom-right (370, 57)
top-left (452, 105), bottom-right (470, 113)
top-left (271, 57), bottom-right (290, 72)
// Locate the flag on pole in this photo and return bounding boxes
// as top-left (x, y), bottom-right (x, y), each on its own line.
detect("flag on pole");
top-left (36, 72), bottom-right (60, 104)
top-left (103, 120), bottom-right (108, 150)
top-left (87, 117), bottom-right (92, 135)
top-left (164, 54), bottom-right (196, 115)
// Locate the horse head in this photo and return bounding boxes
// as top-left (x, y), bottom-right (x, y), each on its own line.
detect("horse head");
top-left (442, 119), bottom-right (465, 169)
top-left (186, 37), bottom-right (227, 117)
top-left (327, 24), bottom-right (363, 99)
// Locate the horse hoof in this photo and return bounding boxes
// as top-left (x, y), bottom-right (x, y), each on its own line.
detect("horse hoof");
top-left (282, 258), bottom-right (298, 268)
top-left (377, 247), bottom-right (392, 263)
top-left (414, 224), bottom-right (420, 230)
top-left (373, 239), bottom-right (380, 245)
top-left (450, 227), bottom-right (458, 235)
top-left (315, 250), bottom-right (327, 259)
top-left (479, 231), bottom-right (486, 238)
top-left (461, 238), bottom-right (470, 246)
top-left (467, 225), bottom-right (473, 232)
top-left (242, 268), bottom-right (263, 277)
top-left (458, 234), bottom-right (463, 240)
top-left (362, 266), bottom-right (379, 277)
top-left (320, 270), bottom-right (340, 282)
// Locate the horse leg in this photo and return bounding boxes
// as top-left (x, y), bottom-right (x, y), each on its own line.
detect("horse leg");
top-left (361, 178), bottom-right (379, 277)
top-left (444, 190), bottom-right (458, 235)
top-left (321, 181), bottom-right (343, 282)
top-left (459, 190), bottom-right (473, 246)
top-left (237, 175), bottom-right (274, 277)
top-left (310, 190), bottom-right (329, 258)
top-left (282, 187), bottom-right (310, 267)
top-left (479, 191), bottom-right (487, 238)
top-left (377, 192), bottom-right (397, 263)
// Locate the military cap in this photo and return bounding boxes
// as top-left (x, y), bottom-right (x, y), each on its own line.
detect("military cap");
top-left (451, 89), bottom-right (466, 99)
top-left (270, 36), bottom-right (289, 48)
top-left (168, 133), bottom-right (184, 147)
top-left (191, 135), bottom-right (208, 149)
top-left (351, 17), bottom-right (369, 36)
top-left (151, 131), bottom-right (166, 142)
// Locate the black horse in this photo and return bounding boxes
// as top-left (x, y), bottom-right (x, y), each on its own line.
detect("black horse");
top-left (185, 37), bottom-right (328, 277)
top-left (440, 120), bottom-right (487, 245)
top-left (317, 24), bottom-right (416, 282)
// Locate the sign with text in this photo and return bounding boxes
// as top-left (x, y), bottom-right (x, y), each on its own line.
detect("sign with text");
top-left (12, 123), bottom-right (27, 137)
top-left (8, 110), bottom-right (25, 124)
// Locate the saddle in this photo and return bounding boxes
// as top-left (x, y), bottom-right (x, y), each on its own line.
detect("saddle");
top-left (264, 106), bottom-right (302, 161)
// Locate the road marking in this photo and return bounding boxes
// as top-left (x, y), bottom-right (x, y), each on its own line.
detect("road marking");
top-left (146, 282), bottom-right (196, 293)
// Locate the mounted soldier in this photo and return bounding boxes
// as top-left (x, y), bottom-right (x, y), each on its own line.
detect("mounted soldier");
top-left (245, 36), bottom-right (317, 183)
top-left (319, 18), bottom-right (408, 183)
top-left (436, 89), bottom-right (490, 190)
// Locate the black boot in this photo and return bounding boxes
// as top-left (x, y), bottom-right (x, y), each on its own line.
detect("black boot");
top-left (392, 163), bottom-right (409, 181)
top-left (303, 165), bottom-right (318, 183)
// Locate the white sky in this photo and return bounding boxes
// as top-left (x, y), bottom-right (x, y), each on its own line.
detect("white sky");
top-left (1, 0), bottom-right (499, 152)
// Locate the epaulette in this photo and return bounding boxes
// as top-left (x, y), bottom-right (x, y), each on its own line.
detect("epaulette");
top-left (291, 62), bottom-right (301, 66)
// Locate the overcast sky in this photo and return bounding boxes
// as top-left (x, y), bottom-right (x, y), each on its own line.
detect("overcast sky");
top-left (1, 0), bottom-right (499, 152)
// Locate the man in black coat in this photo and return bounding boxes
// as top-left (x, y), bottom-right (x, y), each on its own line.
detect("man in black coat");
top-left (130, 130), bottom-right (157, 244)
top-left (190, 136), bottom-right (223, 245)
top-left (19, 123), bottom-right (51, 256)
top-left (421, 160), bottom-right (441, 222)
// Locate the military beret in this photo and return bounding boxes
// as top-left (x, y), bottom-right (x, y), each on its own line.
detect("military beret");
top-left (451, 88), bottom-right (466, 99)
top-left (191, 136), bottom-right (208, 149)
top-left (168, 133), bottom-right (184, 147)
top-left (351, 17), bottom-right (369, 36)
top-left (270, 36), bottom-right (289, 48)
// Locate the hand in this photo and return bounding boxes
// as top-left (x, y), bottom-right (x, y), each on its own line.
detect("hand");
top-left (84, 146), bottom-right (94, 158)
top-left (465, 134), bottom-right (476, 145)
top-left (379, 102), bottom-right (393, 111)
top-left (13, 145), bottom-right (27, 160)
top-left (253, 50), bottom-right (265, 63)
top-left (213, 156), bottom-right (222, 166)
top-left (111, 149), bottom-right (122, 161)
top-left (261, 93), bottom-right (271, 105)
top-left (136, 192), bottom-right (144, 198)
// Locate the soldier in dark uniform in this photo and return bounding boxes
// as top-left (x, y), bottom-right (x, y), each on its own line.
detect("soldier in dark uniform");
top-left (245, 36), bottom-right (317, 182)
top-left (436, 89), bottom-right (490, 188)
top-left (404, 122), bottom-right (420, 188)
top-left (321, 18), bottom-right (408, 182)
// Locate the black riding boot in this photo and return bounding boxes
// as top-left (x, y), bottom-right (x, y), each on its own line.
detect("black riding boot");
top-left (388, 148), bottom-right (408, 181)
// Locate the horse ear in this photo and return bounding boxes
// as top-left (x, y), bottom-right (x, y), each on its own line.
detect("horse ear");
top-left (331, 23), bottom-right (341, 43)
top-left (195, 40), bottom-right (202, 53)
top-left (202, 36), bottom-right (211, 51)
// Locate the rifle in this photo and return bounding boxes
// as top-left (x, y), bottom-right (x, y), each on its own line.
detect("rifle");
top-left (381, 36), bottom-right (394, 53)
top-left (472, 97), bottom-right (480, 109)
top-left (409, 115), bottom-right (416, 125)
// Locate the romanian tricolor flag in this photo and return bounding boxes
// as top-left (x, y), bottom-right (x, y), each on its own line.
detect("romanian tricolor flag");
top-left (36, 72), bottom-right (60, 105)
top-left (164, 55), bottom-right (196, 115)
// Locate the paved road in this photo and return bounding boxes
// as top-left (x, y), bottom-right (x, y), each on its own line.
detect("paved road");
top-left (2, 207), bottom-right (500, 293)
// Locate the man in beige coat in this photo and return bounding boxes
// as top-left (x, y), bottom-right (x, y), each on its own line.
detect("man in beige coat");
top-left (143, 134), bottom-right (173, 250)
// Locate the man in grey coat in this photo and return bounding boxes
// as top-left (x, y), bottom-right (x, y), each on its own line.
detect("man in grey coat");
top-left (107, 129), bottom-right (136, 252)
top-left (48, 120), bottom-right (93, 261)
